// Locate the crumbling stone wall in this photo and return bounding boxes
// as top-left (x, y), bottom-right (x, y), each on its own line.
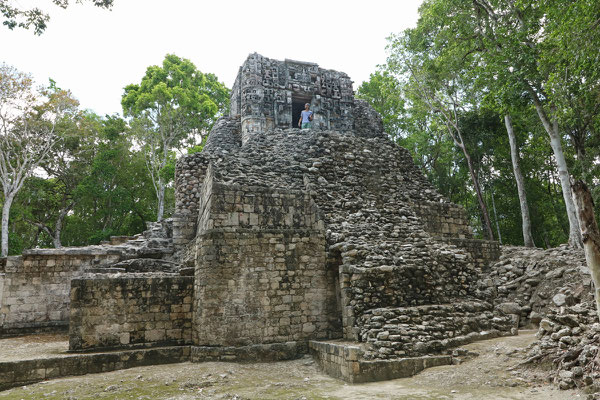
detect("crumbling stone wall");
top-left (358, 301), bottom-right (513, 358)
top-left (0, 251), bottom-right (120, 334)
top-left (69, 274), bottom-right (193, 351)
top-left (173, 156), bottom-right (210, 250)
top-left (287, 130), bottom-right (499, 343)
top-left (446, 238), bottom-right (501, 271)
top-left (352, 99), bottom-right (385, 138)
top-left (411, 202), bottom-right (500, 269)
top-left (1, 220), bottom-right (176, 336)
top-left (490, 245), bottom-right (590, 327)
top-left (173, 117), bottom-right (241, 254)
top-left (411, 202), bottom-right (473, 239)
top-left (338, 243), bottom-right (480, 315)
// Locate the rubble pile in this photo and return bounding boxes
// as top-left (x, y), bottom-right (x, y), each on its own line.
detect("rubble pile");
top-left (527, 303), bottom-right (599, 394)
top-left (489, 244), bottom-right (599, 395)
top-left (489, 245), bottom-right (591, 327)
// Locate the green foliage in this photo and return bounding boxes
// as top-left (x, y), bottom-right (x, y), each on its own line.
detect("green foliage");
top-left (4, 113), bottom-right (157, 252)
top-left (122, 54), bottom-right (229, 221)
top-left (65, 116), bottom-right (155, 245)
top-left (121, 53), bottom-right (229, 144)
top-left (1, 55), bottom-right (229, 251)
top-left (372, 0), bottom-right (599, 247)
top-left (187, 145), bottom-right (204, 155)
top-left (1, 0), bottom-right (113, 35)
top-left (356, 71), bottom-right (405, 137)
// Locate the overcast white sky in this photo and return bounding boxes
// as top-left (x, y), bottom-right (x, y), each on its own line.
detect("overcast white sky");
top-left (1, 0), bottom-right (423, 116)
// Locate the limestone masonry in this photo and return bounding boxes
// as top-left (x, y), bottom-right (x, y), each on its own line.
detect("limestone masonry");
top-left (230, 53), bottom-right (354, 143)
top-left (0, 54), bottom-right (515, 384)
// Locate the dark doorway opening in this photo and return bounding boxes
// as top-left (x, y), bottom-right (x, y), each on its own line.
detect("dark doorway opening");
top-left (292, 94), bottom-right (312, 128)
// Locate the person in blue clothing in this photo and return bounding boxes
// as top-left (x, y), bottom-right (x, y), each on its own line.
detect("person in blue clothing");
top-left (298, 103), bottom-right (313, 129)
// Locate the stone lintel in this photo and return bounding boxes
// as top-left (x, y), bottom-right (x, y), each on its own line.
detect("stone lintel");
top-left (284, 58), bottom-right (318, 67)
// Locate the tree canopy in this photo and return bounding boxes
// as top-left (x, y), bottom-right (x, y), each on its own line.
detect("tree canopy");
top-left (1, 0), bottom-right (113, 35)
top-left (121, 54), bottom-right (229, 221)
top-left (1, 55), bottom-right (229, 255)
top-left (358, 0), bottom-right (600, 247)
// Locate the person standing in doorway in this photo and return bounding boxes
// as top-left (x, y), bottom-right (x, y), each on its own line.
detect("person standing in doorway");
top-left (298, 103), bottom-right (313, 129)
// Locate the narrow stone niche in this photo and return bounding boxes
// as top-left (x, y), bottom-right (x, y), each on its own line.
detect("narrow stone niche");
top-left (326, 248), bottom-right (343, 339)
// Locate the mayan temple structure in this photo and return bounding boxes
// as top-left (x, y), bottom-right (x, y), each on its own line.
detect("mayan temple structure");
top-left (172, 53), bottom-right (513, 380)
top-left (0, 54), bottom-right (514, 387)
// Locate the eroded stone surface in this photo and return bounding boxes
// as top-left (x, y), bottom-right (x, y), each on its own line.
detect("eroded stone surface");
top-left (230, 53), bottom-right (355, 143)
top-left (488, 245), bottom-right (600, 394)
top-left (0, 219), bottom-right (179, 337)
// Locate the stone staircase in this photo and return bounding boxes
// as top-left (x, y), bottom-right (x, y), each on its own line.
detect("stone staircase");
top-left (83, 218), bottom-right (180, 274)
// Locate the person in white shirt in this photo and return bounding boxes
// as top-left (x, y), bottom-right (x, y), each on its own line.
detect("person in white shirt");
top-left (298, 103), bottom-right (313, 129)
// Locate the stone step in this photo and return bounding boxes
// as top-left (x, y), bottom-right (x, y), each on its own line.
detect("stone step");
top-left (109, 236), bottom-right (136, 245)
top-left (309, 339), bottom-right (451, 383)
top-left (0, 346), bottom-right (189, 391)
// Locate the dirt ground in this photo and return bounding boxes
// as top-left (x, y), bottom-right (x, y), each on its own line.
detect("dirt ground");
top-left (0, 331), bottom-right (584, 400)
top-left (0, 334), bottom-right (68, 362)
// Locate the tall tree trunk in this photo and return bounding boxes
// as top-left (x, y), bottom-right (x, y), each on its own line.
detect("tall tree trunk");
top-left (546, 164), bottom-right (569, 236)
top-left (542, 231), bottom-right (550, 249)
top-left (405, 63), bottom-right (493, 239)
top-left (53, 202), bottom-right (74, 249)
top-left (529, 90), bottom-right (582, 247)
top-left (33, 227), bottom-right (42, 248)
top-left (157, 178), bottom-right (165, 222)
top-left (572, 180), bottom-right (600, 319)
top-left (53, 213), bottom-right (65, 248)
top-left (461, 144), bottom-right (495, 240)
top-left (1, 192), bottom-right (15, 257)
top-left (490, 185), bottom-right (502, 244)
top-left (504, 114), bottom-right (535, 247)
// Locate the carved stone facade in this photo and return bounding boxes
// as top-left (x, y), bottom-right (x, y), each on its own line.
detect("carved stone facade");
top-left (230, 53), bottom-right (355, 144)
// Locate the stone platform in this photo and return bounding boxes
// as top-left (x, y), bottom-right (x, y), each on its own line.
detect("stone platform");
top-left (0, 330), bottom-right (522, 390)
top-left (0, 334), bottom-right (189, 391)
top-left (309, 338), bottom-right (451, 383)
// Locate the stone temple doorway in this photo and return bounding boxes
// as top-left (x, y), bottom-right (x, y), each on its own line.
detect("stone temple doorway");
top-left (292, 93), bottom-right (312, 128)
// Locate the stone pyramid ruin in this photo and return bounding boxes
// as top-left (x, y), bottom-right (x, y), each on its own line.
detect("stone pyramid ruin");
top-left (0, 53), bottom-right (514, 387)
top-left (172, 54), bottom-right (513, 380)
